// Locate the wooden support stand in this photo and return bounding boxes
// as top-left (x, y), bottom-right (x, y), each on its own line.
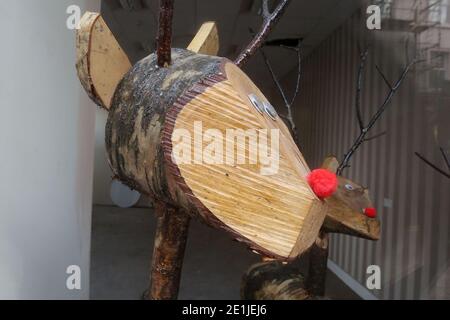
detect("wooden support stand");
top-left (306, 231), bottom-right (329, 296)
top-left (146, 202), bottom-right (190, 300)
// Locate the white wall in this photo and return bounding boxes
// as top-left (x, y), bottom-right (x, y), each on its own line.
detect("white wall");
top-left (93, 109), bottom-right (114, 205)
top-left (0, 0), bottom-right (99, 299)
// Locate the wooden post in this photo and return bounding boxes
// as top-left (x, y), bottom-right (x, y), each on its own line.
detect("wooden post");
top-left (145, 201), bottom-right (190, 300)
top-left (306, 231), bottom-right (329, 296)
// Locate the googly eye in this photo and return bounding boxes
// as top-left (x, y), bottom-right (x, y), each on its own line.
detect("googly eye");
top-left (263, 102), bottom-right (278, 120)
top-left (345, 183), bottom-right (354, 190)
top-left (248, 94), bottom-right (264, 113)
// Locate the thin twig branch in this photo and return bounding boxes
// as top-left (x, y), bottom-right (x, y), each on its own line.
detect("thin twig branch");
top-left (363, 131), bottom-right (387, 142)
top-left (440, 147), bottom-right (450, 172)
top-left (415, 151), bottom-right (450, 179)
top-left (260, 48), bottom-right (289, 106)
top-left (375, 65), bottom-right (393, 90)
top-left (290, 46), bottom-right (302, 107)
top-left (156, 0), bottom-right (175, 67)
top-left (337, 56), bottom-right (421, 175)
top-left (356, 47), bottom-right (370, 130)
top-left (235, 0), bottom-right (292, 67)
top-left (258, 43), bottom-right (301, 145)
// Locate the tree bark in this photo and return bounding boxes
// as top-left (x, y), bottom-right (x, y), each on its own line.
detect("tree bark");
top-left (241, 260), bottom-right (311, 300)
top-left (106, 48), bottom-right (223, 205)
top-left (145, 201), bottom-right (190, 300)
top-left (156, 0), bottom-right (175, 67)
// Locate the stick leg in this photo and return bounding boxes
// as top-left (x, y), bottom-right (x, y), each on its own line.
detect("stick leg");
top-left (306, 231), bottom-right (329, 297)
top-left (145, 201), bottom-right (190, 300)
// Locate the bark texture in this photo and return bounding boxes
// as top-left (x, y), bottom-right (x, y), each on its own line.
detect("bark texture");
top-left (156, 0), bottom-right (175, 67)
top-left (146, 201), bottom-right (190, 300)
top-left (241, 260), bottom-right (311, 300)
top-left (106, 48), bottom-right (222, 204)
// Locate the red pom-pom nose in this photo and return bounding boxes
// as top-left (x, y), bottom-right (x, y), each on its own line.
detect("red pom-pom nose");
top-left (307, 169), bottom-right (338, 199)
top-left (364, 207), bottom-right (377, 218)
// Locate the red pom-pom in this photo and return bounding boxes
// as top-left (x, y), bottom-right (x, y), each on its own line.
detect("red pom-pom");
top-left (307, 169), bottom-right (338, 199)
top-left (364, 207), bottom-right (377, 218)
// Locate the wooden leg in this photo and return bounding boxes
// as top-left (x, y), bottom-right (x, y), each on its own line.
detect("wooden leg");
top-left (306, 231), bottom-right (329, 297)
top-left (145, 201), bottom-right (190, 300)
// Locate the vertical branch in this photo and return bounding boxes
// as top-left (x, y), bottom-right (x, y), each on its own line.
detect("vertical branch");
top-left (156, 0), bottom-right (175, 67)
top-left (146, 201), bottom-right (190, 300)
top-left (235, 0), bottom-right (292, 67)
top-left (355, 48), bottom-right (370, 130)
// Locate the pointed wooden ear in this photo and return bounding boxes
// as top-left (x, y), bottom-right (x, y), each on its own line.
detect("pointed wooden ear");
top-left (187, 21), bottom-right (219, 55)
top-left (76, 12), bottom-right (132, 110)
top-left (321, 156), bottom-right (339, 173)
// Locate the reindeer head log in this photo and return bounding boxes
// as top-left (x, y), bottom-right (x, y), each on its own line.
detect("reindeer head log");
top-left (321, 157), bottom-right (381, 240)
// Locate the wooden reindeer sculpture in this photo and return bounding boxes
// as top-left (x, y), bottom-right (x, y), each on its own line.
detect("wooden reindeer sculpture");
top-left (75, 1), bottom-right (378, 300)
top-left (77, 7), bottom-right (320, 300)
top-left (241, 156), bottom-right (380, 300)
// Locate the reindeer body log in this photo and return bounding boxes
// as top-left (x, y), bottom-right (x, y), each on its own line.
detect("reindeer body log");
top-left (106, 48), bottom-right (327, 260)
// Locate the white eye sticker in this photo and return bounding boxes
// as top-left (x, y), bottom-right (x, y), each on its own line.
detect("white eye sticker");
top-left (264, 102), bottom-right (278, 120)
top-left (345, 183), bottom-right (354, 190)
top-left (248, 94), bottom-right (264, 113)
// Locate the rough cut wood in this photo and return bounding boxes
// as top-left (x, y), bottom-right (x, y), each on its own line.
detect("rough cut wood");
top-left (106, 48), bottom-right (326, 260)
top-left (76, 12), bottom-right (131, 109)
top-left (187, 22), bottom-right (219, 55)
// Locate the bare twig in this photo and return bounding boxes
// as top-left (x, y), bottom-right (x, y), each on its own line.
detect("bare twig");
top-left (415, 151), bottom-right (450, 179)
top-left (375, 64), bottom-right (393, 90)
top-left (156, 0), bottom-right (175, 67)
top-left (363, 131), bottom-right (387, 142)
top-left (440, 147), bottom-right (450, 172)
top-left (258, 43), bottom-right (302, 145)
top-left (356, 47), bottom-right (370, 130)
top-left (235, 0), bottom-right (292, 67)
top-left (337, 56), bottom-right (421, 175)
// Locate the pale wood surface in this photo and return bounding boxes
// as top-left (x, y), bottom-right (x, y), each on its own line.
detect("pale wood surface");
top-left (76, 12), bottom-right (131, 109)
top-left (187, 22), bottom-right (219, 55)
top-left (171, 62), bottom-right (326, 259)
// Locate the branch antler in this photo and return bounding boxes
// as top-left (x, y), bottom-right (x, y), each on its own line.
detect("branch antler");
top-left (235, 0), bottom-right (292, 67)
top-left (156, 0), bottom-right (175, 67)
top-left (337, 48), bottom-right (422, 175)
top-left (415, 148), bottom-right (450, 179)
top-left (258, 40), bottom-right (302, 145)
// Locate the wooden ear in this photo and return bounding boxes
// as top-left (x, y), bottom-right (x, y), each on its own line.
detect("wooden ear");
top-left (76, 12), bottom-right (132, 110)
top-left (187, 21), bottom-right (219, 55)
top-left (321, 156), bottom-right (339, 173)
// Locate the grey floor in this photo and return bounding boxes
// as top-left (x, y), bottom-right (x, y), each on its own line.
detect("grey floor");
top-left (90, 205), bottom-right (360, 300)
